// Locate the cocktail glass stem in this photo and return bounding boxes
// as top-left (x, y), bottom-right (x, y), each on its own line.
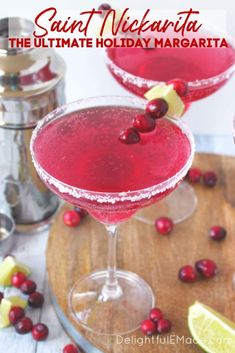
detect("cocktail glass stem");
top-left (101, 224), bottom-right (123, 300)
top-left (30, 95), bottom-right (194, 335)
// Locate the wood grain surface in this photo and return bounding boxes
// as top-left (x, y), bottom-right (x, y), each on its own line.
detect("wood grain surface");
top-left (47, 153), bottom-right (235, 353)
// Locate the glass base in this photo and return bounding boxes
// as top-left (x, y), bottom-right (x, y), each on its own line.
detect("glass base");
top-left (69, 270), bottom-right (155, 336)
top-left (135, 181), bottom-right (198, 225)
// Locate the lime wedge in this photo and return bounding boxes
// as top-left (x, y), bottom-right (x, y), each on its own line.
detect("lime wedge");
top-left (96, 9), bottom-right (124, 36)
top-left (0, 296), bottom-right (27, 328)
top-left (144, 84), bottom-right (185, 118)
top-left (188, 302), bottom-right (235, 352)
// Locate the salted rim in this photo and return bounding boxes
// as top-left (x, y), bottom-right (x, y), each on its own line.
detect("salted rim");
top-left (30, 96), bottom-right (195, 204)
top-left (104, 28), bottom-right (235, 90)
top-left (105, 53), bottom-right (235, 89)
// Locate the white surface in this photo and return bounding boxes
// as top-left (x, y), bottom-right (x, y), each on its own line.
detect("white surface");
top-left (0, 0), bottom-right (235, 135)
top-left (0, 230), bottom-right (71, 353)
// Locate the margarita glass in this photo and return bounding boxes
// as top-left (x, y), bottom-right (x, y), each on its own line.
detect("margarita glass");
top-left (105, 29), bottom-right (235, 224)
top-left (30, 96), bottom-right (194, 335)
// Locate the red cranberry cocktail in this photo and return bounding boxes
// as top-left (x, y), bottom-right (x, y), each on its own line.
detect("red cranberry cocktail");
top-left (105, 29), bottom-right (235, 225)
top-left (32, 101), bottom-right (192, 224)
top-left (30, 96), bottom-right (194, 335)
top-left (106, 30), bottom-right (235, 101)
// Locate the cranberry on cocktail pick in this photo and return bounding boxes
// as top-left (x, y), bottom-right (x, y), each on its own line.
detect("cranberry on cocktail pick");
top-left (119, 127), bottom-right (140, 144)
top-left (195, 259), bottom-right (218, 278)
top-left (178, 265), bottom-right (197, 283)
top-left (133, 114), bottom-right (156, 133)
top-left (63, 210), bottom-right (81, 227)
top-left (146, 98), bottom-right (168, 119)
top-left (98, 3), bottom-right (112, 12)
top-left (141, 319), bottom-right (157, 336)
top-left (167, 78), bottom-right (189, 97)
top-left (32, 323), bottom-right (49, 341)
top-left (187, 167), bottom-right (202, 183)
top-left (209, 226), bottom-right (227, 241)
top-left (98, 3), bottom-right (112, 18)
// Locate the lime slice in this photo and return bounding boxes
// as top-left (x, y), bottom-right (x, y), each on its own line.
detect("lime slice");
top-left (0, 256), bottom-right (31, 286)
top-left (96, 9), bottom-right (124, 37)
top-left (144, 84), bottom-right (185, 118)
top-left (188, 302), bottom-right (235, 352)
top-left (0, 296), bottom-right (27, 328)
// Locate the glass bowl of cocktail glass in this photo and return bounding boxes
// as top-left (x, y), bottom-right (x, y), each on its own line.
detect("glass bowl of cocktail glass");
top-left (30, 96), bottom-right (195, 335)
top-left (104, 28), bottom-right (235, 224)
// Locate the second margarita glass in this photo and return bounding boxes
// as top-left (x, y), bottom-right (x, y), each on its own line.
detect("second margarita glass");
top-left (30, 96), bottom-right (194, 335)
top-left (105, 28), bottom-right (235, 224)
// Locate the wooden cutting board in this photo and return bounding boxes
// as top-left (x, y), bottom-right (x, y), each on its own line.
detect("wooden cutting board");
top-left (46, 153), bottom-right (235, 353)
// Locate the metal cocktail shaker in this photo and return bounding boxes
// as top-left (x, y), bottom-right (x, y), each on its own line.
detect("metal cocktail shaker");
top-left (0, 17), bottom-right (66, 232)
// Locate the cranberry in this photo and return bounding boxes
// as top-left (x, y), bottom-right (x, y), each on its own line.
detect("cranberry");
top-left (157, 319), bottom-right (172, 334)
top-left (15, 317), bottom-right (33, 334)
top-left (63, 344), bottom-right (80, 353)
top-left (187, 168), bottom-right (202, 183)
top-left (167, 78), bottom-right (189, 97)
top-left (155, 217), bottom-right (174, 235)
top-left (9, 307), bottom-right (25, 325)
top-left (28, 292), bottom-right (44, 308)
top-left (32, 323), bottom-right (49, 341)
top-left (203, 171), bottom-right (217, 187)
top-left (209, 226), bottom-right (227, 241)
top-left (132, 114), bottom-right (156, 133)
top-left (74, 207), bottom-right (88, 219)
top-left (0, 292), bottom-right (3, 303)
top-left (195, 259), bottom-right (218, 278)
top-left (11, 272), bottom-right (27, 288)
top-left (141, 319), bottom-right (157, 336)
top-left (178, 265), bottom-right (197, 283)
top-left (98, 3), bottom-right (112, 11)
top-left (63, 210), bottom-right (81, 227)
top-left (119, 127), bottom-right (140, 144)
top-left (146, 98), bottom-right (168, 119)
top-left (21, 280), bottom-right (37, 295)
top-left (149, 308), bottom-right (163, 323)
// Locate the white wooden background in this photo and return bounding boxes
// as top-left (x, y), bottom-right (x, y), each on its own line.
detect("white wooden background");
top-left (0, 135), bottom-right (235, 353)
top-left (0, 231), bottom-right (71, 353)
